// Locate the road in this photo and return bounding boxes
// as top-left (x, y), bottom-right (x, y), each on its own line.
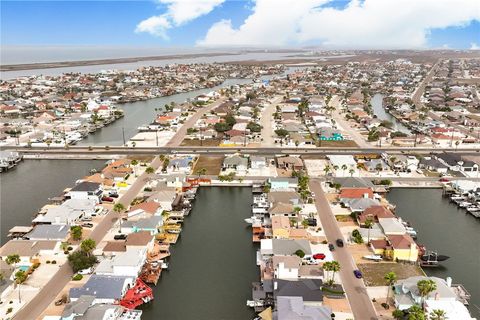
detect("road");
top-left (260, 96), bottom-right (283, 147)
top-left (166, 98), bottom-right (226, 147)
top-left (309, 179), bottom-right (378, 320)
top-left (4, 145), bottom-right (480, 158)
top-left (412, 60), bottom-right (440, 110)
top-left (329, 95), bottom-right (370, 148)
top-left (14, 157), bottom-right (162, 320)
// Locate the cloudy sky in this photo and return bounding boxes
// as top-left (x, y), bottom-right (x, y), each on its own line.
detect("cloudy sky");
top-left (2, 0), bottom-right (480, 49)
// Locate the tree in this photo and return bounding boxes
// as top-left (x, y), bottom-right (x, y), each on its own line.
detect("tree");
top-left (375, 163), bottom-right (383, 175)
top-left (68, 251), bottom-right (97, 273)
top-left (80, 238), bottom-right (96, 256)
top-left (130, 159), bottom-right (139, 176)
top-left (294, 249), bottom-right (305, 258)
top-left (329, 261), bottom-right (340, 284)
top-left (349, 168), bottom-right (355, 177)
top-left (113, 203), bottom-right (126, 232)
top-left (407, 305), bottom-right (426, 320)
top-left (364, 217), bottom-right (374, 244)
top-left (275, 128), bottom-right (289, 138)
top-left (0, 271), bottom-right (4, 283)
top-left (145, 166), bottom-right (155, 174)
top-left (392, 309), bottom-right (405, 320)
top-left (214, 122), bottom-right (230, 132)
top-left (6, 254), bottom-right (20, 270)
top-left (196, 167), bottom-right (207, 178)
top-left (323, 165), bottom-right (331, 176)
top-left (70, 226), bottom-right (83, 241)
top-left (225, 114), bottom-right (236, 127)
top-left (247, 122), bottom-right (262, 133)
top-left (384, 271), bottom-right (398, 305)
top-left (429, 309), bottom-right (446, 320)
top-left (14, 270), bottom-right (27, 303)
top-left (417, 279), bottom-right (437, 307)
top-left (341, 164), bottom-right (348, 176)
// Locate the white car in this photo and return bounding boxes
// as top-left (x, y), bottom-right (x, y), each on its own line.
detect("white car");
top-left (78, 267), bottom-right (93, 275)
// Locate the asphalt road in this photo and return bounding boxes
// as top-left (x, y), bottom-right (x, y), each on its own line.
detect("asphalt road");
top-left (166, 98), bottom-right (226, 147)
top-left (14, 157), bottom-right (161, 320)
top-left (309, 179), bottom-right (378, 320)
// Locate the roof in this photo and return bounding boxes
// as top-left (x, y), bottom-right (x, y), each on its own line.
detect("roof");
top-left (76, 304), bottom-right (123, 320)
top-left (339, 188), bottom-right (373, 199)
top-left (123, 215), bottom-right (162, 230)
top-left (272, 216), bottom-right (291, 230)
top-left (276, 296), bottom-right (331, 320)
top-left (69, 275), bottom-right (133, 300)
top-left (332, 177), bottom-right (374, 188)
top-left (102, 241), bottom-right (127, 252)
top-left (272, 256), bottom-right (302, 269)
top-left (388, 234), bottom-right (416, 250)
top-left (268, 192), bottom-right (300, 205)
top-left (274, 279), bottom-right (323, 302)
top-left (129, 201), bottom-right (160, 214)
top-left (344, 198), bottom-right (380, 211)
top-left (61, 295), bottom-right (95, 317)
top-left (70, 181), bottom-right (101, 192)
top-left (25, 225), bottom-right (69, 240)
top-left (379, 218), bottom-right (407, 234)
top-left (277, 156), bottom-right (303, 167)
top-left (126, 231), bottom-right (153, 246)
top-left (272, 239), bottom-right (312, 256)
top-left (270, 203), bottom-right (294, 215)
top-left (0, 240), bottom-right (58, 257)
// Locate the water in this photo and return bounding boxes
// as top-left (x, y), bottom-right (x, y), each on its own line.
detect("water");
top-left (77, 78), bottom-right (252, 146)
top-left (387, 188), bottom-right (480, 318)
top-left (0, 159), bottom-right (105, 245)
top-left (370, 94), bottom-right (411, 134)
top-left (140, 187), bottom-right (258, 320)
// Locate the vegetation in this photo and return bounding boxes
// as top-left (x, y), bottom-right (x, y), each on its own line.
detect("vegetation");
top-left (351, 229), bottom-right (364, 244)
top-left (417, 279), bottom-right (437, 307)
top-left (384, 271), bottom-right (398, 304)
top-left (218, 172), bottom-right (236, 182)
top-left (6, 254), bottom-right (20, 269)
top-left (68, 239), bottom-right (98, 273)
top-left (113, 203), bottom-right (126, 232)
top-left (247, 122), bottom-right (262, 133)
top-left (294, 249), bottom-right (305, 258)
top-left (72, 274), bottom-right (83, 281)
top-left (274, 128), bottom-right (289, 138)
top-left (80, 238), bottom-right (96, 255)
top-left (145, 166), bottom-right (155, 174)
top-left (368, 129), bottom-right (380, 141)
top-left (323, 261), bottom-right (341, 285)
top-left (391, 131), bottom-right (408, 138)
top-left (364, 217), bottom-right (374, 244)
top-left (407, 304), bottom-right (426, 320)
top-left (70, 226), bottom-right (83, 241)
top-left (429, 309), bottom-right (447, 320)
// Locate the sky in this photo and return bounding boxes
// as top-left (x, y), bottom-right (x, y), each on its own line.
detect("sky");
top-left (1, 0), bottom-right (480, 49)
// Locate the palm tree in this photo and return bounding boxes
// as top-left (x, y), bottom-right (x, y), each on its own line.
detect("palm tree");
top-left (384, 271), bottom-right (398, 305)
top-left (429, 309), bottom-right (446, 320)
top-left (364, 217), bottom-right (374, 244)
top-left (323, 165), bottom-right (331, 177)
top-left (80, 238), bottom-right (96, 256)
top-left (341, 164), bottom-right (348, 176)
top-left (6, 254), bottom-right (20, 270)
top-left (113, 203), bottom-right (126, 232)
top-left (407, 304), bottom-right (426, 320)
top-left (130, 159), bottom-right (138, 176)
top-left (392, 309), bottom-right (404, 320)
top-left (375, 163), bottom-right (383, 175)
top-left (417, 279), bottom-right (437, 308)
top-left (322, 261), bottom-right (332, 282)
top-left (349, 168), bottom-right (355, 177)
top-left (14, 270), bottom-right (27, 303)
top-left (333, 165), bottom-right (339, 177)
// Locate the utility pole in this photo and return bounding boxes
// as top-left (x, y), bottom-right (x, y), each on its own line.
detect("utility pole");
top-left (122, 127), bottom-right (126, 146)
top-left (156, 130), bottom-right (159, 147)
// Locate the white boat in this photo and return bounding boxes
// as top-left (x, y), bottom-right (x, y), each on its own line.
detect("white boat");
top-left (458, 201), bottom-right (472, 208)
top-left (363, 255), bottom-right (383, 262)
top-left (466, 206), bottom-right (480, 213)
top-left (246, 300), bottom-right (263, 307)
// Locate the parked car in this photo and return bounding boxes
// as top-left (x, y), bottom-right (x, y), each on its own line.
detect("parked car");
top-left (102, 196), bottom-right (114, 202)
top-left (81, 217), bottom-right (92, 222)
top-left (439, 177), bottom-right (450, 182)
top-left (78, 267), bottom-right (93, 275)
top-left (306, 218), bottom-right (317, 227)
top-left (353, 270), bottom-right (363, 279)
top-left (108, 191), bottom-right (119, 198)
top-left (313, 253), bottom-right (326, 260)
top-left (82, 223), bottom-right (93, 228)
top-left (328, 243), bottom-right (335, 251)
top-left (336, 239), bottom-right (344, 247)
top-left (114, 234), bottom-right (127, 240)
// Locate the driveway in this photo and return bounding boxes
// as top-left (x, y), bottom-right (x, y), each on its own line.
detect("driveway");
top-left (309, 179), bottom-right (378, 320)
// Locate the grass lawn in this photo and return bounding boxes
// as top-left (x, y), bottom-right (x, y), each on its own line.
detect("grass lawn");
top-left (318, 140), bottom-right (359, 147)
top-left (192, 155), bottom-right (225, 175)
top-left (358, 263), bottom-right (424, 286)
top-left (181, 138), bottom-right (221, 147)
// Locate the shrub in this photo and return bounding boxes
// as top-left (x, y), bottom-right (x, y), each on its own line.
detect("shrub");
top-left (51, 260), bottom-right (57, 264)
top-left (68, 251), bottom-right (97, 273)
top-left (294, 249), bottom-right (305, 258)
top-left (72, 274), bottom-right (83, 281)
top-left (46, 260), bottom-right (51, 264)
top-left (7, 308), bottom-right (13, 314)
top-left (64, 251), bottom-right (69, 254)
top-left (67, 246), bottom-right (73, 251)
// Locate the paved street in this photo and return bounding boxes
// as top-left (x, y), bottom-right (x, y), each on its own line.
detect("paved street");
top-left (260, 96), bottom-right (282, 147)
top-left (309, 179), bottom-right (378, 320)
top-left (329, 95), bottom-right (370, 148)
top-left (166, 98), bottom-right (226, 147)
top-left (14, 157), bottom-right (162, 320)
top-left (412, 60), bottom-right (439, 110)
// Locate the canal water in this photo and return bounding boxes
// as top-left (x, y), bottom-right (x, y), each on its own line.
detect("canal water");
top-left (387, 188), bottom-right (480, 318)
top-left (0, 160), bottom-right (105, 245)
top-left (371, 94), bottom-right (411, 134)
top-left (140, 187), bottom-right (258, 320)
top-left (78, 78), bottom-right (253, 146)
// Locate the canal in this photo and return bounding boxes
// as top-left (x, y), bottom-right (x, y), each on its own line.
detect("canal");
top-left (371, 94), bottom-right (411, 134)
top-left (139, 187), bottom-right (258, 320)
top-left (78, 78), bottom-right (253, 146)
top-left (387, 188), bottom-right (480, 318)
top-left (0, 159), bottom-right (105, 245)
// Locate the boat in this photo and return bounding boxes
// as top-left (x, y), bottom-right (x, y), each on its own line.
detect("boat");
top-left (458, 201), bottom-right (473, 208)
top-left (363, 255), bottom-right (382, 262)
top-left (246, 300), bottom-right (264, 307)
top-left (245, 216), bottom-right (263, 225)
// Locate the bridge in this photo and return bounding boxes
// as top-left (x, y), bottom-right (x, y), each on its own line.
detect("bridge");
top-left (1, 145), bottom-right (479, 158)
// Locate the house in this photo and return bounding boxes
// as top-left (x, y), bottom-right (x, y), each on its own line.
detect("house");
top-left (370, 234), bottom-right (418, 262)
top-left (122, 216), bottom-right (163, 235)
top-left (394, 276), bottom-right (463, 311)
top-left (357, 206), bottom-right (395, 226)
top-left (272, 255), bottom-right (302, 280)
top-left (95, 247), bottom-right (146, 277)
top-left (61, 296), bottom-right (124, 320)
top-left (250, 156), bottom-right (267, 169)
top-left (271, 216), bottom-right (291, 238)
top-left (148, 189), bottom-right (177, 211)
top-left (33, 199), bottom-right (96, 225)
top-left (425, 299), bottom-right (474, 320)
top-left (125, 231), bottom-right (154, 250)
top-left (268, 192), bottom-right (301, 206)
top-left (274, 279), bottom-right (324, 305)
top-left (269, 203), bottom-right (296, 218)
top-left (67, 182), bottom-right (103, 203)
top-left (339, 188), bottom-right (374, 202)
top-left (167, 157), bottom-right (192, 173)
top-left (364, 159), bottom-right (388, 172)
top-left (378, 218), bottom-right (407, 235)
top-left (418, 157), bottom-right (449, 174)
top-left (277, 156), bottom-right (303, 171)
top-left (260, 239), bottom-right (312, 257)
top-left (223, 154), bottom-right (248, 171)
top-left (269, 178), bottom-right (298, 190)
top-left (69, 275), bottom-right (135, 304)
top-left (344, 198), bottom-right (380, 212)
top-left (0, 240), bottom-right (59, 264)
top-left (24, 224), bottom-right (70, 241)
top-left (275, 296), bottom-right (332, 320)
